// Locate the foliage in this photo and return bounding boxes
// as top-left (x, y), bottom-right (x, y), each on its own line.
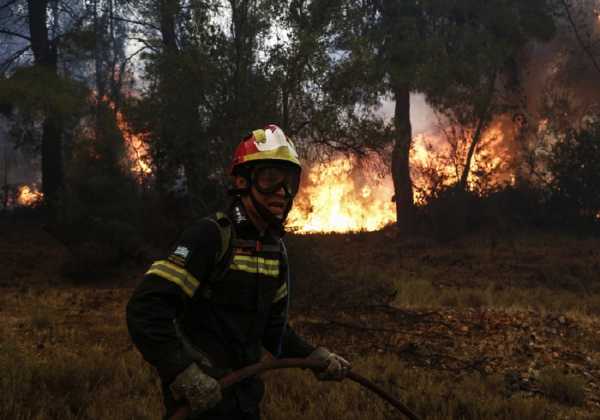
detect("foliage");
top-left (0, 66), bottom-right (88, 121)
top-left (549, 120), bottom-right (600, 223)
top-left (420, 0), bottom-right (556, 188)
top-left (59, 101), bottom-right (145, 277)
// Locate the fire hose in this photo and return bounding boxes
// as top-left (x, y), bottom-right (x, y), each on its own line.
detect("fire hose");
top-left (169, 358), bottom-right (421, 420)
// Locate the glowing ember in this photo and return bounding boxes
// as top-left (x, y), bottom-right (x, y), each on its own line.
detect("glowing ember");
top-left (17, 185), bottom-right (43, 206)
top-left (287, 155), bottom-right (396, 234)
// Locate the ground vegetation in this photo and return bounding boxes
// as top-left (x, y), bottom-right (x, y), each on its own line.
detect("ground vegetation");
top-left (1, 221), bottom-right (599, 419)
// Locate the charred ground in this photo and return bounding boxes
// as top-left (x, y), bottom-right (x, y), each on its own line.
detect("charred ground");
top-left (1, 218), bottom-right (599, 419)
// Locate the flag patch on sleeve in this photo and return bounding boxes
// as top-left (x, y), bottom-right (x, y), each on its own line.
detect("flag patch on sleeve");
top-left (174, 246), bottom-right (190, 259)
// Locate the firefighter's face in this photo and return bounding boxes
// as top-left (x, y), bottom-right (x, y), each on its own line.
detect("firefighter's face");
top-left (234, 172), bottom-right (292, 219)
top-left (251, 183), bottom-right (289, 218)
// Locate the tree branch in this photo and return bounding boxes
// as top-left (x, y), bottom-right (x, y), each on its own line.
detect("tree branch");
top-left (559, 0), bottom-right (600, 76)
top-left (0, 45), bottom-right (31, 74)
top-left (111, 15), bottom-right (160, 32)
top-left (127, 37), bottom-right (161, 53)
top-left (0, 28), bottom-right (31, 41)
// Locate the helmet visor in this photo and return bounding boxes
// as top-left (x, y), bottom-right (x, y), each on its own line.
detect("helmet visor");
top-left (252, 165), bottom-right (300, 197)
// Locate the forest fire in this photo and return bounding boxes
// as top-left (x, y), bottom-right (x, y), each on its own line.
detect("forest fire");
top-left (411, 119), bottom-right (515, 202)
top-left (114, 110), bottom-right (152, 179)
top-left (106, 99), bottom-right (153, 181)
top-left (287, 155), bottom-right (396, 234)
top-left (17, 184), bottom-right (43, 207)
top-left (287, 120), bottom-right (517, 234)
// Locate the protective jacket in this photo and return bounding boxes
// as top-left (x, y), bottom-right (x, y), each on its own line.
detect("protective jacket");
top-left (126, 201), bottom-right (315, 418)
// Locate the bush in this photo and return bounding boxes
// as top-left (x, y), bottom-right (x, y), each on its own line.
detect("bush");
top-left (549, 120), bottom-right (600, 227)
top-left (56, 103), bottom-right (149, 278)
top-left (423, 186), bottom-right (472, 241)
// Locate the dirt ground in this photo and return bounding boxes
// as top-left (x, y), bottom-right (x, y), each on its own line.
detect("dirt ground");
top-left (1, 219), bottom-right (599, 419)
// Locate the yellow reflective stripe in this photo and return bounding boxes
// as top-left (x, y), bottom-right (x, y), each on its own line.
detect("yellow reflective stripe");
top-left (230, 261), bottom-right (279, 277)
top-left (231, 255), bottom-right (280, 276)
top-left (146, 260), bottom-right (200, 297)
top-left (233, 255), bottom-right (279, 267)
top-left (273, 283), bottom-right (288, 303)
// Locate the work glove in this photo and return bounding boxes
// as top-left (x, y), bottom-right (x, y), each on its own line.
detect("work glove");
top-left (308, 347), bottom-right (351, 381)
top-left (169, 363), bottom-right (222, 413)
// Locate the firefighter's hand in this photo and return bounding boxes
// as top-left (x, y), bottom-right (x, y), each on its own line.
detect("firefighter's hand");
top-left (308, 347), bottom-right (351, 381)
top-left (169, 363), bottom-right (221, 413)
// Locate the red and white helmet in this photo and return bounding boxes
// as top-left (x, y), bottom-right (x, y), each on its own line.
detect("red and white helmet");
top-left (231, 124), bottom-right (301, 174)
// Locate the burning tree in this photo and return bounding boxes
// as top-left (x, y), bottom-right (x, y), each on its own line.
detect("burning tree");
top-left (0, 0), bottom-right (598, 237)
top-left (419, 0), bottom-right (556, 192)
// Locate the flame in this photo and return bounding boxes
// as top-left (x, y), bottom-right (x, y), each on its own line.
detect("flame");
top-left (114, 109), bottom-right (153, 179)
top-left (287, 119), bottom-right (518, 234)
top-left (17, 184), bottom-right (43, 206)
top-left (411, 119), bottom-right (515, 202)
top-left (94, 94), bottom-right (153, 182)
top-left (287, 155), bottom-right (396, 234)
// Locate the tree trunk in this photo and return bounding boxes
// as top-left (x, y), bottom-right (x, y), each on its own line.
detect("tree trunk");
top-left (458, 114), bottom-right (486, 190)
top-left (28, 0), bottom-right (63, 219)
top-left (391, 83), bottom-right (416, 234)
top-left (155, 0), bottom-right (179, 196)
top-left (458, 71), bottom-right (497, 191)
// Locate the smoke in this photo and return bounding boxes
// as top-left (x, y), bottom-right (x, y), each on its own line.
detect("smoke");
top-left (0, 115), bottom-right (41, 189)
top-left (520, 0), bottom-right (600, 121)
top-left (380, 93), bottom-right (439, 136)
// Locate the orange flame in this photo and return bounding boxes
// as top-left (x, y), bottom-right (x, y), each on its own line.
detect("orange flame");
top-left (114, 109), bottom-right (153, 179)
top-left (287, 155), bottom-right (396, 233)
top-left (287, 119), bottom-right (517, 234)
top-left (17, 184), bottom-right (43, 206)
top-left (411, 119), bottom-right (515, 202)
top-left (97, 94), bottom-right (152, 182)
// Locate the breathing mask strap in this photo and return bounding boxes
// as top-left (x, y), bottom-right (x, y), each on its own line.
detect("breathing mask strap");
top-left (248, 189), bottom-right (287, 236)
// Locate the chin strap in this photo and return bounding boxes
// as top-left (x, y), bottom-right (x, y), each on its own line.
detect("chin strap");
top-left (249, 191), bottom-right (288, 236)
top-left (229, 177), bottom-right (293, 236)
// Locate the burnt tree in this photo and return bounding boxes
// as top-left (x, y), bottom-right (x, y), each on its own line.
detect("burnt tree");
top-left (27, 0), bottom-right (63, 218)
top-left (391, 83), bottom-right (416, 233)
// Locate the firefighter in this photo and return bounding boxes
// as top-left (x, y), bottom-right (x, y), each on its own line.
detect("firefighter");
top-left (127, 124), bottom-right (351, 420)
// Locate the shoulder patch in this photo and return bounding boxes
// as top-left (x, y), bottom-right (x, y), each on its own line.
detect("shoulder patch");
top-left (174, 246), bottom-right (190, 259)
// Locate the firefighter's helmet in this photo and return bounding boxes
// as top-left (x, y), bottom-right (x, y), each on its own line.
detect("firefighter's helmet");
top-left (230, 124), bottom-right (301, 175)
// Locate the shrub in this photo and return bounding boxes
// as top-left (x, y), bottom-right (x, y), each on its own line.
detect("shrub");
top-left (549, 120), bottom-right (600, 228)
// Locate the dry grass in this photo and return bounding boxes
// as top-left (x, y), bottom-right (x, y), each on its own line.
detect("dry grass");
top-left (1, 285), bottom-right (597, 420)
top-left (0, 289), bottom-right (163, 420)
top-left (0, 339), bottom-right (162, 420)
top-left (389, 276), bottom-right (600, 315)
top-left (538, 367), bottom-right (587, 407)
top-left (1, 225), bottom-right (599, 419)
top-left (287, 229), bottom-right (600, 315)
top-left (262, 354), bottom-right (571, 420)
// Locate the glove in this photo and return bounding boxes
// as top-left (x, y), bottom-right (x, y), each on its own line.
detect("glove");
top-left (169, 363), bottom-right (222, 413)
top-left (308, 347), bottom-right (351, 381)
